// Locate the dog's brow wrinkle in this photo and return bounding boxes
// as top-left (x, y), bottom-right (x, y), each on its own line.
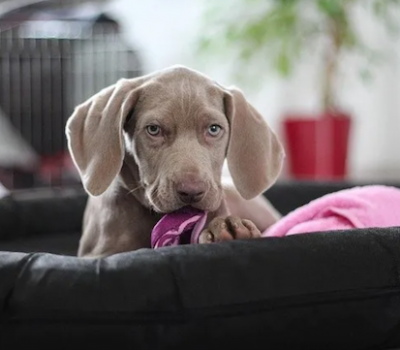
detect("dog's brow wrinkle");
top-left (185, 79), bottom-right (190, 116)
top-left (180, 79), bottom-right (185, 116)
top-left (179, 77), bottom-right (195, 119)
top-left (187, 80), bottom-right (192, 117)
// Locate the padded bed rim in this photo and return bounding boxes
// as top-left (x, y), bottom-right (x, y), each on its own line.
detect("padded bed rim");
top-left (1, 227), bottom-right (400, 348)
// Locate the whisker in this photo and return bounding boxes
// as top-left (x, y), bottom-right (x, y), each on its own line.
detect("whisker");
top-left (126, 185), bottom-right (143, 195)
top-left (151, 186), bottom-right (160, 197)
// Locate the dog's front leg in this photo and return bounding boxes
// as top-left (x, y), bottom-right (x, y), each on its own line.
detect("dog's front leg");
top-left (197, 187), bottom-right (270, 244)
top-left (222, 185), bottom-right (281, 231)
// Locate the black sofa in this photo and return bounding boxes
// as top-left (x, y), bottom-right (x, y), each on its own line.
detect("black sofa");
top-left (1, 181), bottom-right (400, 349)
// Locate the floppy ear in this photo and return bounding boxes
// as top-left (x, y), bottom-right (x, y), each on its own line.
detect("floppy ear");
top-left (223, 86), bottom-right (285, 200)
top-left (65, 78), bottom-right (145, 196)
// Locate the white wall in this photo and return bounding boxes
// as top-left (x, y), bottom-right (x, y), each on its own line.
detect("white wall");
top-left (105, 0), bottom-right (400, 181)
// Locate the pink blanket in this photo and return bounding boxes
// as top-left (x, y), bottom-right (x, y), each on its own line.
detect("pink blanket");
top-left (263, 185), bottom-right (400, 237)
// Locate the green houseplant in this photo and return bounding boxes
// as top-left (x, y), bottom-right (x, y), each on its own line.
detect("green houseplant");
top-left (196, 0), bottom-right (399, 180)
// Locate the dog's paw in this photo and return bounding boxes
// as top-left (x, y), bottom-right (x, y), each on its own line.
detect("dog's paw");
top-left (198, 215), bottom-right (261, 244)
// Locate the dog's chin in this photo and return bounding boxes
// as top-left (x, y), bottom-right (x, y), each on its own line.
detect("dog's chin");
top-left (189, 197), bottom-right (222, 213)
top-left (148, 195), bottom-right (222, 214)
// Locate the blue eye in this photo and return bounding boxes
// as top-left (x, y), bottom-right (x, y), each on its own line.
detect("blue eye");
top-left (208, 124), bottom-right (222, 136)
top-left (146, 125), bottom-right (161, 136)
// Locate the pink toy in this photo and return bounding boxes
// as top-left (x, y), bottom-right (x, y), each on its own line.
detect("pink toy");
top-left (151, 207), bottom-right (207, 248)
top-left (263, 185), bottom-right (400, 238)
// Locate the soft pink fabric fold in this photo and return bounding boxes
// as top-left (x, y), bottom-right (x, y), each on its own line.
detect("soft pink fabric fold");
top-left (263, 185), bottom-right (400, 237)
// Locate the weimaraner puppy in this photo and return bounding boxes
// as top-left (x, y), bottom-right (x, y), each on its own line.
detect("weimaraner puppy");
top-left (66, 65), bottom-right (285, 258)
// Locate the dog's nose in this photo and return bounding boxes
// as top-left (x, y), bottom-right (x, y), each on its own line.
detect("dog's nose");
top-left (176, 180), bottom-right (206, 204)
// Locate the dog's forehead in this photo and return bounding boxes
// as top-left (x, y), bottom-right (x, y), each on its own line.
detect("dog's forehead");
top-left (139, 68), bottom-right (224, 110)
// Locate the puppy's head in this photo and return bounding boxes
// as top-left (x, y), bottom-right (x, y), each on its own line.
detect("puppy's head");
top-left (66, 65), bottom-right (285, 213)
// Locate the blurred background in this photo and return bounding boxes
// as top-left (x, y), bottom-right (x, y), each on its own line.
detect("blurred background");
top-left (0, 0), bottom-right (399, 193)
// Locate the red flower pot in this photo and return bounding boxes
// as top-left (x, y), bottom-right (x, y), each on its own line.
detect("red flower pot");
top-left (282, 112), bottom-right (351, 180)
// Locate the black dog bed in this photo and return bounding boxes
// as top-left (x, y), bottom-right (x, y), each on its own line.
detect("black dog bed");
top-left (1, 181), bottom-right (400, 349)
